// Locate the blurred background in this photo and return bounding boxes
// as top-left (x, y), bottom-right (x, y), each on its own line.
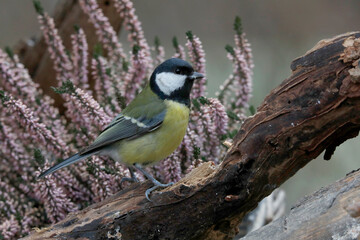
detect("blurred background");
top-left (0, 0), bottom-right (359, 211)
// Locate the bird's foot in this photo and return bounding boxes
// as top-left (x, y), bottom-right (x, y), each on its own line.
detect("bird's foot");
top-left (120, 176), bottom-right (139, 184)
top-left (133, 163), bottom-right (174, 201)
top-left (120, 166), bottom-right (140, 185)
top-left (145, 182), bottom-right (174, 201)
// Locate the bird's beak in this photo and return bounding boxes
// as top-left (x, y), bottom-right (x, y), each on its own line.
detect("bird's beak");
top-left (189, 72), bottom-right (204, 80)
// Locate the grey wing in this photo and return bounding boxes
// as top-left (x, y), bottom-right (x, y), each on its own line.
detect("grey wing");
top-left (79, 111), bottom-right (166, 155)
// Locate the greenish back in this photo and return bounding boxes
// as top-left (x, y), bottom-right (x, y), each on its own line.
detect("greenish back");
top-left (122, 84), bottom-right (166, 119)
top-left (79, 85), bottom-right (167, 155)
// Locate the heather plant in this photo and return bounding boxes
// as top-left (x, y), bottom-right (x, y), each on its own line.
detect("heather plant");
top-left (0, 0), bottom-right (253, 238)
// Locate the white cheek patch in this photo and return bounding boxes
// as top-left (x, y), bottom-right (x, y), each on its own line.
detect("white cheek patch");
top-left (155, 72), bottom-right (186, 96)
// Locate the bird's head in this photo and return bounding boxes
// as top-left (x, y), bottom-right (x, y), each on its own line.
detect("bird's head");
top-left (150, 58), bottom-right (204, 106)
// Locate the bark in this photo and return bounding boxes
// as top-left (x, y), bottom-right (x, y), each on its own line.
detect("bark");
top-left (23, 32), bottom-right (360, 240)
top-left (242, 169), bottom-right (360, 240)
top-left (14, 0), bottom-right (123, 109)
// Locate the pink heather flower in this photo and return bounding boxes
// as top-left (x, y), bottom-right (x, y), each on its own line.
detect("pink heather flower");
top-left (233, 48), bottom-right (252, 110)
top-left (156, 45), bottom-right (165, 64)
top-left (21, 211), bottom-right (41, 234)
top-left (35, 94), bottom-right (70, 144)
top-left (0, 49), bottom-right (70, 144)
top-left (0, 215), bottom-right (20, 240)
top-left (200, 99), bottom-right (228, 162)
top-left (161, 149), bottom-right (182, 183)
top-left (0, 179), bottom-right (39, 236)
top-left (0, 49), bottom-right (39, 103)
top-left (186, 32), bottom-right (206, 98)
top-left (37, 13), bottom-right (73, 84)
top-left (172, 37), bottom-right (186, 60)
top-left (69, 87), bottom-right (112, 130)
top-left (33, 164), bottom-right (78, 223)
top-left (188, 110), bottom-right (206, 158)
top-left (217, 33), bottom-right (253, 119)
top-left (114, 0), bottom-right (153, 71)
top-left (235, 33), bottom-right (254, 70)
top-left (200, 105), bottom-right (219, 162)
top-left (207, 98), bottom-right (228, 136)
top-left (86, 156), bottom-right (120, 202)
top-left (79, 0), bottom-right (126, 63)
top-left (176, 128), bottom-right (203, 175)
top-left (91, 56), bottom-right (121, 116)
top-left (0, 180), bottom-right (18, 218)
top-left (0, 121), bottom-right (31, 174)
top-left (153, 40), bottom-right (165, 65)
top-left (64, 93), bottom-right (99, 144)
top-left (187, 97), bottom-right (228, 163)
top-left (181, 129), bottom-right (197, 163)
top-left (122, 48), bottom-right (148, 103)
top-left (1, 92), bottom-right (68, 157)
top-left (71, 28), bottom-right (90, 90)
top-left (112, 161), bottom-right (129, 186)
top-left (50, 165), bottom-right (92, 203)
top-left (172, 44), bottom-right (186, 60)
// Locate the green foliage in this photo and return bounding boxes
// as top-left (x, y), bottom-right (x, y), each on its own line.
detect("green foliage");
top-left (193, 146), bottom-right (200, 160)
top-left (52, 80), bottom-right (76, 95)
top-left (33, 0), bottom-right (44, 16)
top-left (172, 36), bottom-right (179, 48)
top-left (4, 46), bottom-right (14, 60)
top-left (234, 16), bottom-right (243, 36)
top-left (222, 129), bottom-right (238, 140)
top-left (228, 129), bottom-right (238, 139)
top-left (198, 96), bottom-right (210, 105)
top-left (101, 166), bottom-right (117, 175)
top-left (0, 90), bottom-right (10, 103)
top-left (154, 36), bottom-right (161, 48)
top-left (122, 60), bottom-right (129, 72)
top-left (185, 30), bottom-right (194, 41)
top-left (34, 149), bottom-right (45, 166)
top-left (225, 44), bottom-right (235, 56)
top-left (105, 68), bottom-right (112, 76)
top-left (116, 94), bottom-right (127, 110)
top-left (132, 45), bottom-right (140, 55)
top-left (93, 43), bottom-right (103, 59)
top-left (226, 110), bottom-right (240, 121)
top-left (86, 162), bottom-right (96, 175)
top-left (192, 98), bottom-right (200, 110)
top-left (192, 97), bottom-right (211, 111)
top-left (73, 24), bottom-right (80, 33)
top-left (249, 105), bottom-right (256, 115)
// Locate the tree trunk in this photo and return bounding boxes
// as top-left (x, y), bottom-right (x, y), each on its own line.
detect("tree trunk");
top-left (241, 168), bottom-right (360, 240)
top-left (23, 32), bottom-right (360, 240)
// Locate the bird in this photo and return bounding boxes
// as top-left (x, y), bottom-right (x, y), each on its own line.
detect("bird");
top-left (38, 58), bottom-right (204, 201)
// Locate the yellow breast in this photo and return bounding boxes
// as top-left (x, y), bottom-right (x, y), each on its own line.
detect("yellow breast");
top-left (117, 100), bottom-right (190, 165)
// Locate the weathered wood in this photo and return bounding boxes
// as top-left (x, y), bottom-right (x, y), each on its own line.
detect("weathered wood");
top-left (23, 32), bottom-right (360, 240)
top-left (242, 169), bottom-right (360, 240)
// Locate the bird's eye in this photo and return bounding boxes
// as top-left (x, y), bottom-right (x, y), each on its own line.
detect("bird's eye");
top-left (175, 68), bottom-right (181, 74)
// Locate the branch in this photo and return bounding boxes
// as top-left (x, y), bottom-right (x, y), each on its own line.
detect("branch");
top-left (242, 169), bottom-right (360, 239)
top-left (24, 32), bottom-right (360, 240)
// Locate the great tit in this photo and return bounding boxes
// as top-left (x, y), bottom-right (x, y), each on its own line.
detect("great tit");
top-left (39, 58), bottom-right (204, 200)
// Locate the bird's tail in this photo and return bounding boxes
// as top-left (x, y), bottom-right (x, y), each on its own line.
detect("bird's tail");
top-left (37, 151), bottom-right (98, 179)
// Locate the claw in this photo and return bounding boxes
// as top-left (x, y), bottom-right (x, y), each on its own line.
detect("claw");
top-left (120, 176), bottom-right (139, 184)
top-left (120, 166), bottom-right (139, 184)
top-left (145, 182), bottom-right (174, 201)
top-left (134, 163), bottom-right (173, 201)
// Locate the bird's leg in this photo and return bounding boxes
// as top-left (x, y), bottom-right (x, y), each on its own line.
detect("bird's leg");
top-left (120, 166), bottom-right (139, 184)
top-left (134, 163), bottom-right (173, 201)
